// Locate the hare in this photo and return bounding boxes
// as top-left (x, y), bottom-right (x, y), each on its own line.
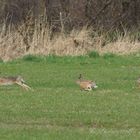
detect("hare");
top-left (76, 74), bottom-right (98, 91)
top-left (0, 75), bottom-right (32, 91)
top-left (136, 77), bottom-right (140, 87)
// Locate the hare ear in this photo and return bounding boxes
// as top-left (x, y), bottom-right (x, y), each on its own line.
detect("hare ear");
top-left (17, 75), bottom-right (22, 80)
top-left (17, 76), bottom-right (25, 83)
top-left (17, 75), bottom-right (22, 78)
top-left (17, 76), bottom-right (21, 80)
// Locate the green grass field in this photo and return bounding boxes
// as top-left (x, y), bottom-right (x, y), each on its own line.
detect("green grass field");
top-left (0, 54), bottom-right (140, 140)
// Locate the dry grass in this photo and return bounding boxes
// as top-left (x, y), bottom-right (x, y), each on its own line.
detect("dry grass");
top-left (99, 37), bottom-right (140, 55)
top-left (0, 22), bottom-right (140, 61)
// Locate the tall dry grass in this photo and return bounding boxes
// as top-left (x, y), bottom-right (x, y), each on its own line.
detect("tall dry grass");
top-left (0, 20), bottom-right (140, 61)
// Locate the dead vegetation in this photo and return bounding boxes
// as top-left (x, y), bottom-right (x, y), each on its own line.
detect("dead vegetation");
top-left (0, 23), bottom-right (140, 62)
top-left (0, 0), bottom-right (139, 61)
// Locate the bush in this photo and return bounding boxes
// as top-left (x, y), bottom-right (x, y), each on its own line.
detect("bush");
top-left (88, 51), bottom-right (100, 58)
top-left (22, 55), bottom-right (43, 62)
top-left (103, 53), bottom-right (116, 59)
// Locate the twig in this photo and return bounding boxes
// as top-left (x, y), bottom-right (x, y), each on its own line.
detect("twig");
top-left (60, 12), bottom-right (65, 35)
top-left (87, 0), bottom-right (112, 28)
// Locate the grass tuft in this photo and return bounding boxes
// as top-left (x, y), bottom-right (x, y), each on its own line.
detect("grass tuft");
top-left (22, 55), bottom-right (44, 62)
top-left (103, 53), bottom-right (116, 59)
top-left (88, 51), bottom-right (100, 58)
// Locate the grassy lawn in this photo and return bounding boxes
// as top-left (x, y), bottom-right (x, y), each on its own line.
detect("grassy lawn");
top-left (0, 54), bottom-right (140, 139)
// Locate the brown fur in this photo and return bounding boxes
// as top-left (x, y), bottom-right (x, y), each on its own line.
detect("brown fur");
top-left (76, 74), bottom-right (98, 91)
top-left (0, 76), bottom-right (32, 91)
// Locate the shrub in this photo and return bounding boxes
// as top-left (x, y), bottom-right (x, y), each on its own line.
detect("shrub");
top-left (88, 51), bottom-right (100, 58)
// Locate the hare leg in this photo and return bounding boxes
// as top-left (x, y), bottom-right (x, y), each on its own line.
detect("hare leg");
top-left (16, 82), bottom-right (33, 91)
